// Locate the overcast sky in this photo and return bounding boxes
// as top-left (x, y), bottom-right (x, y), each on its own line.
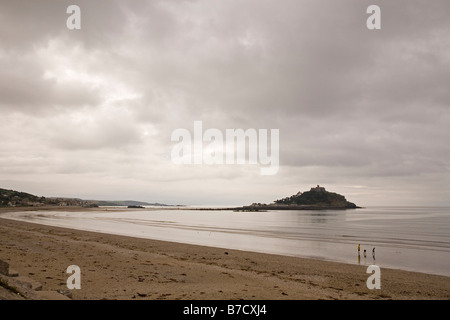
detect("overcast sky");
top-left (1, 0), bottom-right (449, 206)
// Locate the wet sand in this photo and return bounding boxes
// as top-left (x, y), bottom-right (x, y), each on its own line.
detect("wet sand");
top-left (0, 210), bottom-right (449, 300)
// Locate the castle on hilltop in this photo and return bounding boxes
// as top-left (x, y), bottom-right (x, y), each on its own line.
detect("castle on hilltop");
top-left (310, 185), bottom-right (326, 192)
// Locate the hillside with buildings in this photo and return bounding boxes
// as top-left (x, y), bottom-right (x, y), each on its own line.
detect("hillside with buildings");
top-left (0, 188), bottom-right (96, 207)
top-left (0, 188), bottom-right (172, 208)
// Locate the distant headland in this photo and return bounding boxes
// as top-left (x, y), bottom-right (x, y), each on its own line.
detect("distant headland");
top-left (0, 188), bottom-right (173, 208)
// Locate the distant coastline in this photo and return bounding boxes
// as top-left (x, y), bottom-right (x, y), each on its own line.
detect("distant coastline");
top-left (0, 185), bottom-right (361, 212)
top-left (0, 188), bottom-right (177, 209)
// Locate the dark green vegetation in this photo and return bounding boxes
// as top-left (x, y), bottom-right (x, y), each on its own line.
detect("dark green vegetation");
top-left (274, 185), bottom-right (358, 208)
top-left (242, 185), bottom-right (360, 211)
top-left (0, 188), bottom-right (170, 208)
top-left (0, 187), bottom-right (95, 207)
top-left (0, 188), bottom-right (50, 207)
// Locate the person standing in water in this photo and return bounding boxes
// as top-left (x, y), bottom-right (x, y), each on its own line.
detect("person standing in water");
top-left (357, 244), bottom-right (361, 264)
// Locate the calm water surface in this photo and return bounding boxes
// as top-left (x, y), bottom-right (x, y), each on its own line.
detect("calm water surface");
top-left (2, 206), bottom-right (449, 276)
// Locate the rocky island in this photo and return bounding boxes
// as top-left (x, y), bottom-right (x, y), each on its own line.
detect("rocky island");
top-left (239, 185), bottom-right (361, 211)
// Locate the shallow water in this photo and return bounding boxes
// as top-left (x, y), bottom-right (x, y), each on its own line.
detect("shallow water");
top-left (2, 206), bottom-right (450, 277)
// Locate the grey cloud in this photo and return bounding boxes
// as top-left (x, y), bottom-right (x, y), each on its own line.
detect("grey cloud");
top-left (0, 0), bottom-right (130, 50)
top-left (47, 109), bottom-right (147, 150)
top-left (0, 0), bottom-right (449, 206)
top-left (0, 51), bottom-right (101, 113)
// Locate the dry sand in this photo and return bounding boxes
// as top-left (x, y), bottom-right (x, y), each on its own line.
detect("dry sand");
top-left (0, 210), bottom-right (449, 300)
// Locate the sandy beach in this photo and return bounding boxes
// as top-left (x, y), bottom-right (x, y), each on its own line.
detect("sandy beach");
top-left (0, 209), bottom-right (449, 300)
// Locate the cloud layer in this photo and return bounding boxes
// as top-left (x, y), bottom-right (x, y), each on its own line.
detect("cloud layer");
top-left (1, 0), bottom-right (449, 205)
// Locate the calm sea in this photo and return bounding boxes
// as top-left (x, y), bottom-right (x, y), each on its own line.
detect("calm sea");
top-left (2, 206), bottom-right (450, 277)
